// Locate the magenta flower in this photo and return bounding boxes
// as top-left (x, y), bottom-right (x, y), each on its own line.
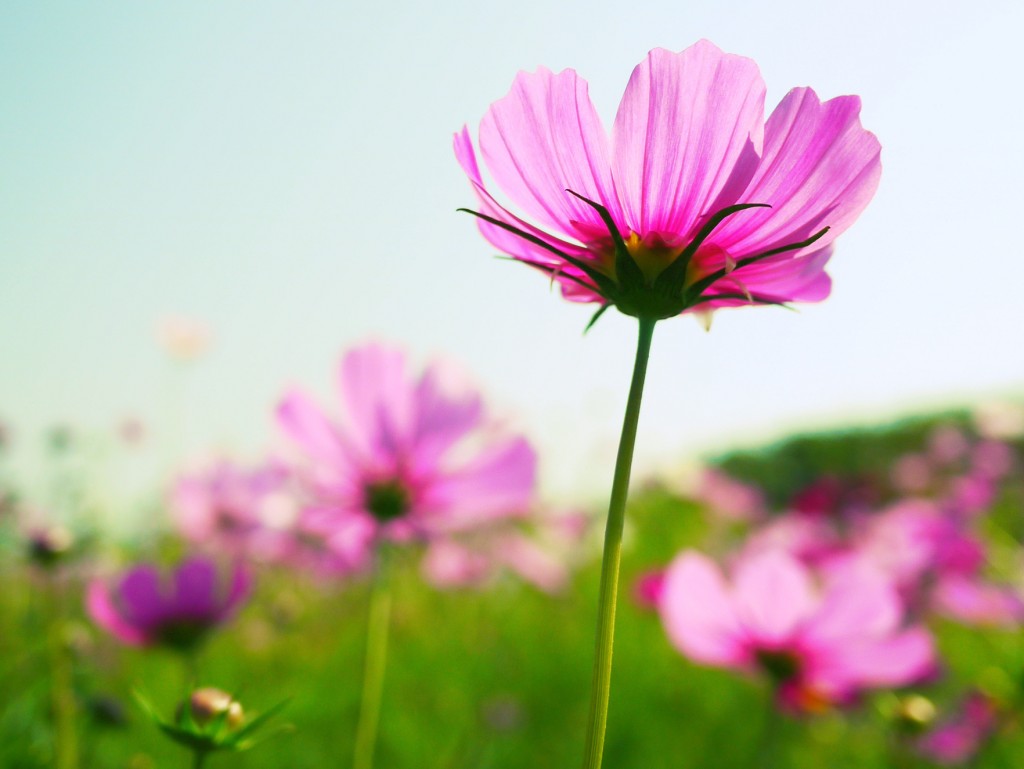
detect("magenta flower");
top-left (87, 556), bottom-right (250, 650)
top-left (659, 550), bottom-right (935, 711)
top-left (277, 342), bottom-right (536, 570)
top-left (456, 39), bottom-right (880, 323)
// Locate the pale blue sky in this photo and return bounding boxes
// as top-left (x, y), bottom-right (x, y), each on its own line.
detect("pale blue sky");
top-left (2, 0), bottom-right (1022, 501)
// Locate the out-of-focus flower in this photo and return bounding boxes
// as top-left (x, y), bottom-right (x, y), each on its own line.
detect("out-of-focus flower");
top-left (118, 418), bottom-right (146, 446)
top-left (173, 460), bottom-right (297, 560)
top-left (632, 568), bottom-right (666, 610)
top-left (659, 550), bottom-right (935, 711)
top-left (927, 426), bottom-right (970, 467)
top-left (422, 511), bottom-right (588, 593)
top-left (456, 39), bottom-right (880, 322)
top-left (157, 316), bottom-right (212, 361)
top-left (27, 525), bottom-right (74, 567)
top-left (694, 469), bottom-right (764, 521)
top-left (917, 693), bottom-right (999, 765)
top-left (87, 557), bottom-right (249, 651)
top-left (891, 453), bottom-right (932, 494)
top-left (277, 343), bottom-right (536, 571)
top-left (932, 576), bottom-right (1024, 628)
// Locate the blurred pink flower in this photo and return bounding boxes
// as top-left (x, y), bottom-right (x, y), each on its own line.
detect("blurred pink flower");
top-left (932, 575), bottom-right (1024, 628)
top-left (87, 556), bottom-right (249, 651)
top-left (927, 426), bottom-right (970, 467)
top-left (694, 469), bottom-right (764, 521)
top-left (456, 39), bottom-right (880, 320)
top-left (918, 693), bottom-right (998, 765)
top-left (632, 569), bottom-right (666, 610)
top-left (277, 343), bottom-right (536, 571)
top-left (659, 550), bottom-right (935, 711)
top-left (423, 510), bottom-right (588, 593)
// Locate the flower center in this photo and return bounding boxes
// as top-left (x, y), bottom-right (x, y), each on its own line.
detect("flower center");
top-left (755, 648), bottom-right (801, 683)
top-left (622, 232), bottom-right (680, 283)
top-left (364, 480), bottom-right (410, 523)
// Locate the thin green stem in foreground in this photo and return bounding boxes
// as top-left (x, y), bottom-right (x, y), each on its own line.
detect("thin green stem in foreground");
top-left (353, 550), bottom-right (393, 769)
top-left (580, 316), bottom-right (657, 769)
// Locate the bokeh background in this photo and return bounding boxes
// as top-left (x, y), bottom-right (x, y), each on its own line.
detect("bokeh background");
top-left (3, 0), bottom-right (1022, 501)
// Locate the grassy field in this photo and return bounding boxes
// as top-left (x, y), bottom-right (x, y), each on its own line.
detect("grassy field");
top-left (2, 413), bottom-right (1023, 769)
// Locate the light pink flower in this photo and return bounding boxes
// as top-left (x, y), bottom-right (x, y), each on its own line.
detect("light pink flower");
top-left (277, 343), bottom-right (536, 571)
top-left (694, 469), bottom-right (764, 521)
top-left (423, 510), bottom-right (587, 593)
top-left (456, 40), bottom-right (880, 321)
top-left (932, 575), bottom-right (1024, 628)
top-left (172, 460), bottom-right (297, 561)
top-left (659, 550), bottom-right (935, 711)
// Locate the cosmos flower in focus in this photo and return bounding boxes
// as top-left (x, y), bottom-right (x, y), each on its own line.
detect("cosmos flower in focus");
top-left (658, 550), bottom-right (934, 711)
top-left (456, 39), bottom-right (880, 323)
top-left (87, 556), bottom-right (250, 651)
top-left (277, 342), bottom-right (536, 571)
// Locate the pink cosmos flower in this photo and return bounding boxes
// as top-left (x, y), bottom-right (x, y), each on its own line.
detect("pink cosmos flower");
top-left (87, 556), bottom-right (250, 650)
top-left (456, 39), bottom-right (880, 322)
top-left (659, 549), bottom-right (935, 711)
top-left (277, 343), bottom-right (536, 571)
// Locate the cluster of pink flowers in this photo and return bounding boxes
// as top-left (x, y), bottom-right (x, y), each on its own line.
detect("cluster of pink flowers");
top-left (162, 342), bottom-right (583, 591)
top-left (646, 422), bottom-right (1022, 715)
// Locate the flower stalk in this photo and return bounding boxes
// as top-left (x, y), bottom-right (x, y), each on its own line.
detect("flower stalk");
top-left (353, 549), bottom-right (393, 769)
top-left (580, 316), bottom-right (656, 769)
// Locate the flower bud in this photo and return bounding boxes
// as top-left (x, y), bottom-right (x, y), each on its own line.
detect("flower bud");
top-left (184, 688), bottom-right (243, 729)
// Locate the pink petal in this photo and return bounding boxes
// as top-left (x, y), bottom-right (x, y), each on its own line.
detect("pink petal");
top-left (337, 343), bottom-right (415, 461)
top-left (733, 551), bottom-right (817, 643)
top-left (495, 533), bottom-right (570, 594)
top-left (831, 627), bottom-right (937, 690)
top-left (802, 569), bottom-right (901, 645)
top-left (455, 128), bottom-right (607, 303)
top-left (420, 436), bottom-right (536, 530)
top-left (409, 357), bottom-right (484, 464)
top-left (86, 580), bottom-right (150, 645)
top-left (714, 88), bottom-right (881, 258)
top-left (612, 41), bottom-right (765, 241)
top-left (422, 539), bottom-right (492, 588)
top-left (277, 389), bottom-right (353, 467)
top-left (659, 550), bottom-right (747, 666)
top-left (478, 67), bottom-right (622, 239)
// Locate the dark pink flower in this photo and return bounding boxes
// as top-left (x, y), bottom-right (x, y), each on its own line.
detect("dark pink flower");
top-left (456, 40), bottom-right (880, 321)
top-left (87, 557), bottom-right (250, 650)
top-left (632, 569), bottom-right (666, 610)
top-left (277, 343), bottom-right (536, 571)
top-left (659, 550), bottom-right (935, 711)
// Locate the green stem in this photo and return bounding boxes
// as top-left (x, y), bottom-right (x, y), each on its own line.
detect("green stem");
top-left (580, 316), bottom-right (657, 769)
top-left (191, 749), bottom-right (207, 769)
top-left (353, 550), bottom-right (393, 769)
top-left (47, 575), bottom-right (78, 769)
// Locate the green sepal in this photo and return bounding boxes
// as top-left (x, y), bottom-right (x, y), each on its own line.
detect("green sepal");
top-left (683, 226), bottom-right (830, 305)
top-left (583, 303), bottom-right (612, 334)
top-left (653, 202), bottom-right (771, 297)
top-left (458, 209), bottom-right (616, 295)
